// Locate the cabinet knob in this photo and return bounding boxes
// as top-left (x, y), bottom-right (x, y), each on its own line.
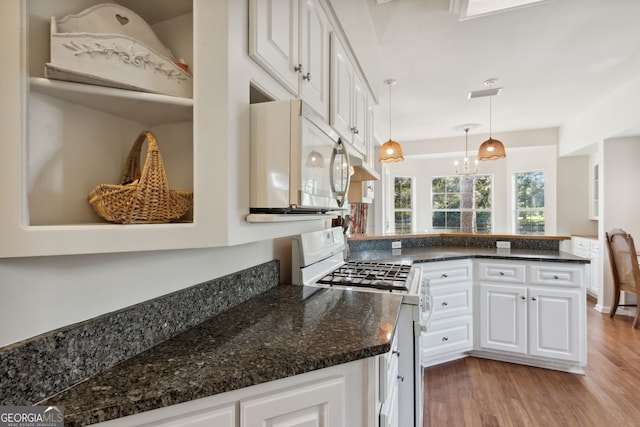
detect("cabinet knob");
top-left (392, 349), bottom-right (400, 357)
top-left (442, 301), bottom-right (448, 307)
top-left (441, 274), bottom-right (448, 278)
top-left (499, 271), bottom-right (505, 276)
top-left (350, 127), bottom-right (360, 135)
top-left (553, 275), bottom-right (559, 280)
top-left (442, 336), bottom-right (449, 342)
top-left (532, 296), bottom-right (537, 301)
top-left (294, 64), bottom-right (303, 73)
top-left (302, 72), bottom-right (312, 81)
top-left (520, 295), bottom-right (526, 300)
top-left (397, 375), bottom-right (405, 382)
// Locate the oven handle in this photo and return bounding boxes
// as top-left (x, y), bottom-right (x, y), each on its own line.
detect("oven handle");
top-left (419, 278), bottom-right (433, 332)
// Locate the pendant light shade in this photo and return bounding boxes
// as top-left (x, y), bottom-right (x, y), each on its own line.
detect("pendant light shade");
top-left (477, 138), bottom-right (506, 160)
top-left (380, 79), bottom-right (404, 163)
top-left (477, 79), bottom-right (506, 161)
top-left (380, 140), bottom-right (404, 162)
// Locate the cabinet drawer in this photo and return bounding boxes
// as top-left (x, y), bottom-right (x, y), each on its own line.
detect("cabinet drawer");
top-left (476, 262), bottom-right (526, 283)
top-left (431, 284), bottom-right (472, 320)
top-left (422, 315), bottom-right (473, 359)
top-left (528, 264), bottom-right (584, 287)
top-left (421, 260), bottom-right (472, 285)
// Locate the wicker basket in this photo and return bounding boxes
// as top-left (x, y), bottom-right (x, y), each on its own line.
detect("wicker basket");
top-left (88, 131), bottom-right (193, 223)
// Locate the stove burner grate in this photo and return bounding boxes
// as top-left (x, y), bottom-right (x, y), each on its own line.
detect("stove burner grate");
top-left (317, 261), bottom-right (412, 292)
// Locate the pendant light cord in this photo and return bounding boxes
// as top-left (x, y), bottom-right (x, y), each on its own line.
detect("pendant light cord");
top-left (388, 83), bottom-right (392, 141)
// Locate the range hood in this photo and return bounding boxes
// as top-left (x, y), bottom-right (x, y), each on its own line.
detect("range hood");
top-left (349, 154), bottom-right (380, 182)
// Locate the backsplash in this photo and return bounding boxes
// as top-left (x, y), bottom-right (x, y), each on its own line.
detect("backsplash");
top-left (348, 236), bottom-right (561, 252)
top-left (0, 260), bottom-right (280, 405)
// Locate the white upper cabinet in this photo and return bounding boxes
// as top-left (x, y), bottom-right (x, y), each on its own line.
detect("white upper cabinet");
top-left (351, 74), bottom-right (367, 154)
top-left (250, 0), bottom-right (330, 120)
top-left (329, 33), bottom-right (353, 143)
top-left (330, 33), bottom-right (368, 155)
top-left (330, 34), bottom-right (369, 155)
top-left (299, 0), bottom-right (330, 119)
top-left (249, 0), bottom-right (300, 95)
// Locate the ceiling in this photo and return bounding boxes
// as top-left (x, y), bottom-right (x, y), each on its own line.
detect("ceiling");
top-left (366, 0), bottom-right (640, 145)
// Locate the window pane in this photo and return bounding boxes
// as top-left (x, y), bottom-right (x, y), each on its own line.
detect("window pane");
top-left (432, 211), bottom-right (446, 229)
top-left (446, 193), bottom-right (460, 209)
top-left (475, 176), bottom-right (492, 209)
top-left (476, 212), bottom-right (492, 233)
top-left (395, 211), bottom-right (412, 233)
top-left (432, 193), bottom-right (446, 209)
top-left (516, 170), bottom-right (544, 208)
top-left (445, 177), bottom-right (460, 193)
top-left (432, 177), bottom-right (446, 193)
top-left (516, 210), bottom-right (545, 235)
top-left (394, 177), bottom-right (412, 209)
top-left (446, 212), bottom-right (460, 229)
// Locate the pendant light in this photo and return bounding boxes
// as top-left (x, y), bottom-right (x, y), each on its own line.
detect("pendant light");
top-left (477, 79), bottom-right (506, 161)
top-left (379, 79), bottom-right (404, 163)
top-left (455, 125), bottom-right (480, 176)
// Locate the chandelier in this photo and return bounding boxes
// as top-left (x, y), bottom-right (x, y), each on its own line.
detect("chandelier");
top-left (455, 125), bottom-right (479, 176)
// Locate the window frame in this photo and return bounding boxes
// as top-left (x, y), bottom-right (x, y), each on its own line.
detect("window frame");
top-left (431, 174), bottom-right (493, 234)
top-left (393, 176), bottom-right (415, 234)
top-left (513, 169), bottom-right (545, 235)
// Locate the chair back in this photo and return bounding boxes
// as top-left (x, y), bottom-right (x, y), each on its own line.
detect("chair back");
top-left (606, 228), bottom-right (640, 292)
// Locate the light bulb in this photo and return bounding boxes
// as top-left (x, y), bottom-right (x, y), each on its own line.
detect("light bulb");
top-left (386, 147), bottom-right (394, 155)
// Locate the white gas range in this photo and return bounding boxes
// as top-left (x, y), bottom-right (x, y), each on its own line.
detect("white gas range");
top-left (291, 227), bottom-right (430, 427)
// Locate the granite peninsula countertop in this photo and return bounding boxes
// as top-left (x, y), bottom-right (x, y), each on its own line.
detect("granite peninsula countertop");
top-left (348, 246), bottom-right (590, 264)
top-left (40, 285), bottom-right (403, 426)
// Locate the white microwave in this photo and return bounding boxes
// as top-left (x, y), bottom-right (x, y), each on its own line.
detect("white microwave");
top-left (249, 99), bottom-right (351, 214)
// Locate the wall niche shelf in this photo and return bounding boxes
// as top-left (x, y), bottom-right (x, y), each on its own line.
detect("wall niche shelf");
top-left (0, 0), bottom-right (220, 258)
top-left (30, 77), bottom-right (193, 125)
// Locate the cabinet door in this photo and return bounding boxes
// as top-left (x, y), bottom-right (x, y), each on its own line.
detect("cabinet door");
top-left (351, 74), bottom-right (367, 154)
top-left (528, 286), bottom-right (582, 362)
top-left (249, 0), bottom-right (299, 95)
top-left (330, 33), bottom-right (353, 144)
top-left (379, 377), bottom-right (399, 427)
top-left (479, 283), bottom-right (527, 354)
top-left (240, 377), bottom-right (344, 427)
top-left (299, 0), bottom-right (329, 120)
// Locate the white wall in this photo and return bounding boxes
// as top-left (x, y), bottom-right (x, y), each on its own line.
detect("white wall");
top-left (600, 136), bottom-right (640, 309)
top-left (0, 239), bottom-right (297, 348)
top-left (556, 155), bottom-right (597, 236)
top-left (559, 75), bottom-right (640, 156)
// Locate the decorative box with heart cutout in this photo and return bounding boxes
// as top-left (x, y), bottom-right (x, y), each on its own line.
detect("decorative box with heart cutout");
top-left (45, 3), bottom-right (192, 98)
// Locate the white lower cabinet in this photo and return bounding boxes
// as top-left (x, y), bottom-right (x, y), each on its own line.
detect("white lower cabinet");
top-left (421, 260), bottom-right (474, 367)
top-left (378, 330), bottom-right (400, 427)
top-left (475, 260), bottom-right (586, 371)
top-left (240, 377), bottom-right (344, 427)
top-left (95, 359), bottom-right (374, 427)
top-left (571, 236), bottom-right (600, 297)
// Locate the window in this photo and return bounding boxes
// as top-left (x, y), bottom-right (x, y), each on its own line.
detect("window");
top-left (394, 177), bottom-right (413, 233)
top-left (514, 170), bottom-right (545, 234)
top-left (432, 175), bottom-right (492, 233)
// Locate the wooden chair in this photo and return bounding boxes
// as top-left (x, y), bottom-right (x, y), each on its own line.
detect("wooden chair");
top-left (606, 228), bottom-right (640, 328)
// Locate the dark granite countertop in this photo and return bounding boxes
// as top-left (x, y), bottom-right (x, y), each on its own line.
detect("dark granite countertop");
top-left (348, 246), bottom-right (590, 264)
top-left (40, 285), bottom-right (403, 426)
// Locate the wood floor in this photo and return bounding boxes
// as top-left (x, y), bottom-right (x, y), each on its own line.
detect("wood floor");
top-left (423, 297), bottom-right (640, 427)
